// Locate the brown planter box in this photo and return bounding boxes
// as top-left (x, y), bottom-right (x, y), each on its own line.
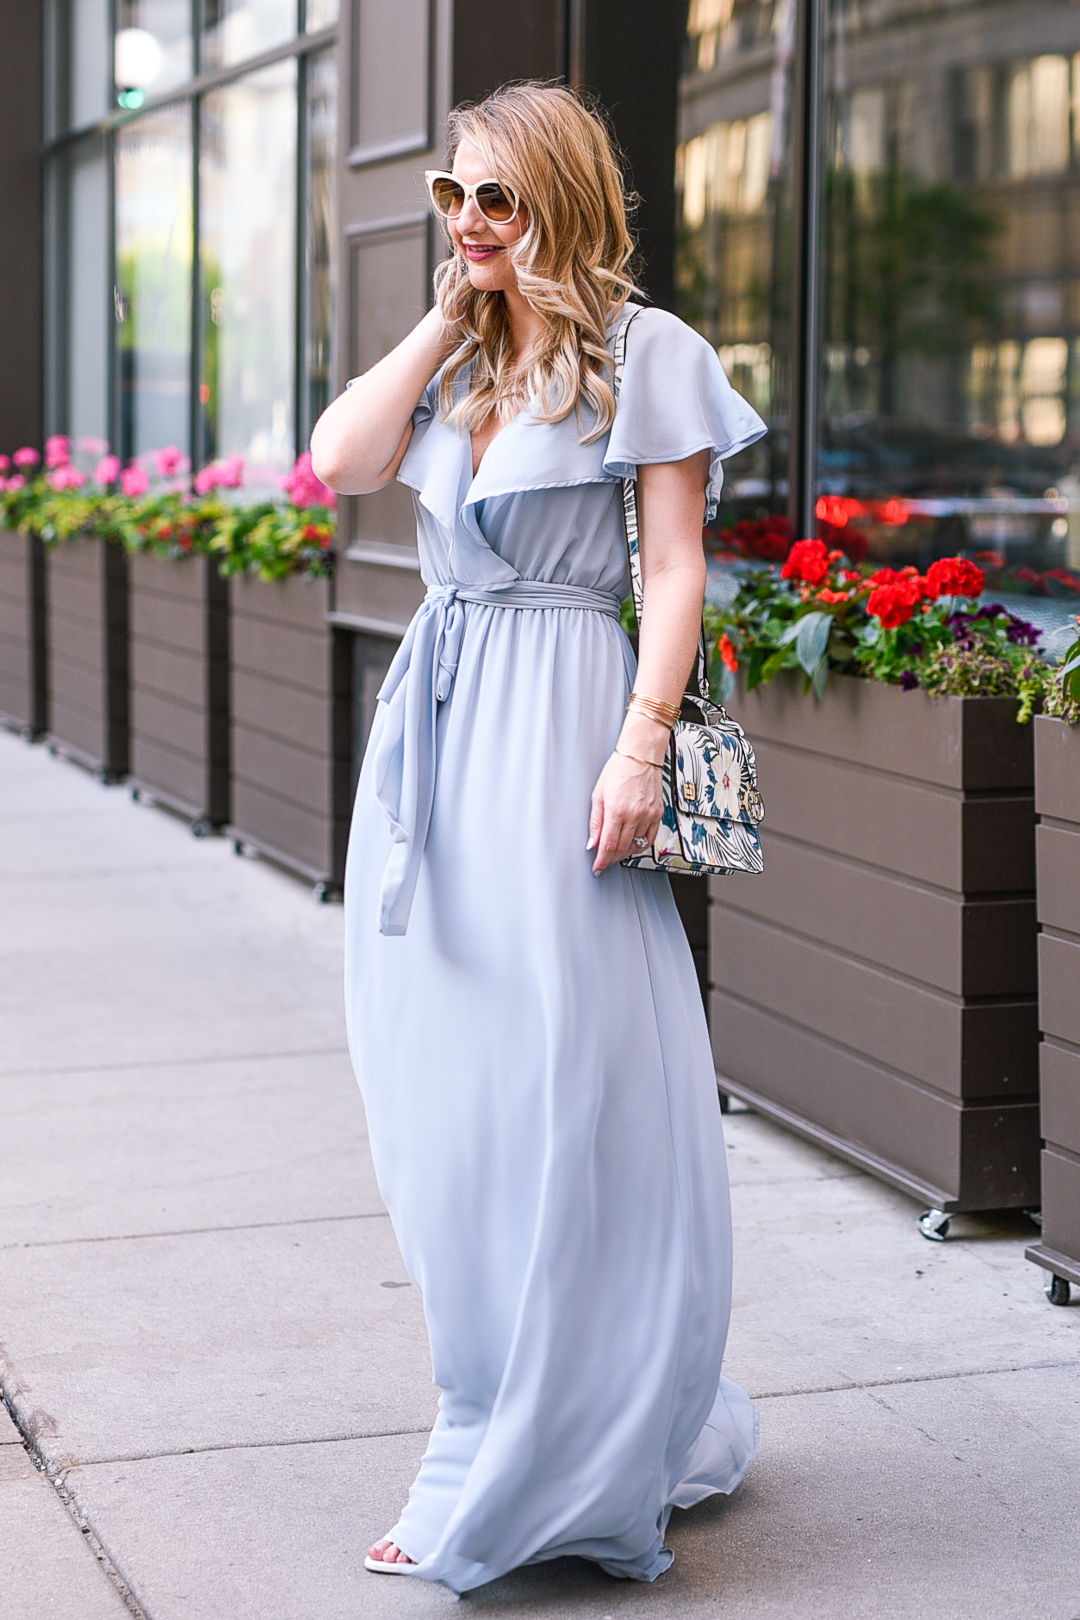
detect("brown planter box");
top-left (229, 573), bottom-right (352, 894)
top-left (45, 535), bottom-right (129, 779)
top-left (129, 552), bottom-right (229, 829)
top-left (0, 525), bottom-right (47, 736)
top-left (710, 673), bottom-right (1040, 1219)
top-left (1026, 716), bottom-right (1080, 1300)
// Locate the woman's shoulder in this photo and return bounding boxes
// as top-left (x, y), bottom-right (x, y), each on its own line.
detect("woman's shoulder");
top-left (616, 302), bottom-right (714, 360)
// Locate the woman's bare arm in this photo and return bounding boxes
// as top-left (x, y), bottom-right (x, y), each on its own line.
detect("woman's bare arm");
top-left (309, 306), bottom-right (453, 495)
top-left (588, 450), bottom-right (710, 874)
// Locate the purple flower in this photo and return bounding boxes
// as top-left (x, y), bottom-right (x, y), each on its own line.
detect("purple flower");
top-left (899, 670), bottom-right (920, 691)
top-left (1004, 616), bottom-right (1040, 646)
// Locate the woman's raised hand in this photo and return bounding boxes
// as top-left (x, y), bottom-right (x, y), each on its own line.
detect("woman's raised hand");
top-left (309, 305), bottom-right (453, 496)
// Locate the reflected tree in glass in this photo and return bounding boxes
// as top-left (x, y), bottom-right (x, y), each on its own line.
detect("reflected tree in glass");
top-left (201, 0), bottom-right (295, 72)
top-left (115, 103), bottom-right (193, 461)
top-left (199, 59), bottom-right (297, 485)
top-left (303, 48), bottom-right (337, 445)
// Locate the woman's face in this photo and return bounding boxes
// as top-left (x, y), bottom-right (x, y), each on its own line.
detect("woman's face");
top-left (447, 139), bottom-right (527, 295)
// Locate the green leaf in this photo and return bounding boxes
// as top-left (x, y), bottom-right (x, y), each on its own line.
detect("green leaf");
top-left (795, 611), bottom-right (831, 679)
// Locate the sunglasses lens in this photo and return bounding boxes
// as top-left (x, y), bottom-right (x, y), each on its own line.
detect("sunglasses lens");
top-left (476, 183), bottom-right (517, 222)
top-left (431, 177), bottom-right (465, 216)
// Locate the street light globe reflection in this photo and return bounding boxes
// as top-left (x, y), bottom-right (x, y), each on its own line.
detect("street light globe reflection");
top-left (114, 27), bottom-right (162, 92)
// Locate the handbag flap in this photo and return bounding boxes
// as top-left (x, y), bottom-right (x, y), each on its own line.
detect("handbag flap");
top-left (672, 723), bottom-right (759, 825)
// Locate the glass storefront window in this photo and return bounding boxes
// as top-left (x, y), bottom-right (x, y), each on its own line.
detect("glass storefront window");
top-left (115, 103), bottom-right (193, 461)
top-left (201, 0), bottom-right (297, 71)
top-left (303, 48), bottom-right (337, 443)
top-left (818, 0), bottom-right (1080, 608)
top-left (678, 0), bottom-right (795, 570)
top-left (65, 135), bottom-right (111, 443)
top-left (71, 0), bottom-right (110, 129)
top-left (305, 0), bottom-right (340, 31)
top-left (115, 3), bottom-right (193, 103)
top-left (200, 59), bottom-right (297, 484)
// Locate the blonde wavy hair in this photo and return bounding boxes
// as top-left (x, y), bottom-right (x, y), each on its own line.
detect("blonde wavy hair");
top-left (434, 82), bottom-right (638, 443)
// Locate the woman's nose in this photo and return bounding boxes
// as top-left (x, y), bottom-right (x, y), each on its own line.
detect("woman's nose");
top-left (456, 195), bottom-right (486, 235)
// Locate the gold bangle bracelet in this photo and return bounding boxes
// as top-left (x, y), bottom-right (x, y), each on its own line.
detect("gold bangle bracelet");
top-left (615, 746), bottom-right (664, 770)
top-left (627, 692), bottom-right (680, 727)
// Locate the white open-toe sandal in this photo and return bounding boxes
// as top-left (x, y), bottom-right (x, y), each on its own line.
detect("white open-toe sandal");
top-left (364, 1542), bottom-right (417, 1575)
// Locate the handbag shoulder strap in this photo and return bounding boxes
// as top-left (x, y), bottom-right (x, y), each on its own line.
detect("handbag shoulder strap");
top-left (612, 306), bottom-right (711, 705)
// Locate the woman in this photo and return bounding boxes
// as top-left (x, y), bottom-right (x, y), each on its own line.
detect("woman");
top-left (310, 82), bottom-right (766, 1594)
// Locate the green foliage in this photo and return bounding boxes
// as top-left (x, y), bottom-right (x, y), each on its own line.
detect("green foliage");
top-left (0, 478), bottom-right (334, 582)
top-left (709, 543), bottom-right (1078, 725)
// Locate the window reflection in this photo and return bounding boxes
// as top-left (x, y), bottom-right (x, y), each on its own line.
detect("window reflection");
top-left (201, 0), bottom-right (296, 71)
top-left (64, 135), bottom-right (110, 442)
top-left (71, 0), bottom-right (110, 129)
top-left (115, 2), bottom-right (192, 102)
top-left (303, 49), bottom-right (337, 442)
top-left (200, 60), bottom-right (297, 485)
top-left (677, 0), bottom-right (794, 544)
top-left (820, 0), bottom-right (1080, 597)
top-left (305, 0), bottom-right (340, 31)
top-left (116, 104), bottom-right (193, 461)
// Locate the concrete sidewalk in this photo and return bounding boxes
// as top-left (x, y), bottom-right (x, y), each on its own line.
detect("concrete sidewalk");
top-left (1, 726), bottom-right (1078, 1620)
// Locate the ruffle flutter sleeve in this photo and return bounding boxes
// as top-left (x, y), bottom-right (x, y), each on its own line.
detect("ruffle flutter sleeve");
top-left (604, 306), bottom-right (767, 523)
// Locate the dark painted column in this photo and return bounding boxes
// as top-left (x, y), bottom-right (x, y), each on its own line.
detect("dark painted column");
top-left (787, 0), bottom-right (826, 543)
top-left (452, 0), bottom-right (565, 105)
top-left (0, 2), bottom-right (43, 453)
top-left (574, 0), bottom-right (687, 312)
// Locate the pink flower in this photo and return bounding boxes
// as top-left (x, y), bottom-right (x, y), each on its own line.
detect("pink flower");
top-left (3, 474), bottom-right (26, 491)
top-left (193, 456), bottom-right (243, 494)
top-left (121, 465), bottom-right (151, 498)
top-left (46, 464), bottom-right (87, 490)
top-left (45, 434), bottom-right (71, 468)
top-left (279, 451), bottom-right (336, 509)
top-left (79, 436), bottom-right (110, 456)
top-left (95, 454), bottom-right (122, 485)
top-left (156, 445), bottom-right (185, 477)
top-left (13, 447), bottom-right (40, 469)
top-left (0, 456), bottom-right (9, 473)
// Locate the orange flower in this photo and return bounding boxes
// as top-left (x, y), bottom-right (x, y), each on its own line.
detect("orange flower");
top-left (818, 588), bottom-right (850, 604)
top-left (718, 633), bottom-right (738, 673)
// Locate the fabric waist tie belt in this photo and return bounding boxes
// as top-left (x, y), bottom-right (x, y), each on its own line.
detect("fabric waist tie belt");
top-left (371, 579), bottom-right (623, 936)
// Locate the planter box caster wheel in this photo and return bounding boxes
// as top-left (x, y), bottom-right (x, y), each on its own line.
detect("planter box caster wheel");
top-left (191, 818), bottom-right (214, 839)
top-left (917, 1208), bottom-right (951, 1242)
top-left (719, 1091), bottom-right (730, 1114)
top-left (232, 839), bottom-right (246, 857)
top-left (1046, 1274), bottom-right (1071, 1306)
top-left (312, 881), bottom-right (341, 904)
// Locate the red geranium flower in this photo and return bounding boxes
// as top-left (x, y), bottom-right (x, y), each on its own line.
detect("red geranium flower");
top-left (868, 575), bottom-right (924, 628)
top-left (718, 633), bottom-right (738, 673)
top-left (925, 557), bottom-right (984, 599)
top-left (781, 538), bottom-right (830, 586)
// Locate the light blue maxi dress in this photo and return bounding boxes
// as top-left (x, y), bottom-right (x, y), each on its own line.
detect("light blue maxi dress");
top-left (343, 304), bottom-right (767, 1593)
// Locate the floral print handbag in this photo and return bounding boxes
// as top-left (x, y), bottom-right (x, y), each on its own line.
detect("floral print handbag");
top-left (614, 311), bottom-right (765, 877)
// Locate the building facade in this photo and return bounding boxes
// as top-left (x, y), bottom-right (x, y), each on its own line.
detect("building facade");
top-left (4, 0), bottom-right (1080, 794)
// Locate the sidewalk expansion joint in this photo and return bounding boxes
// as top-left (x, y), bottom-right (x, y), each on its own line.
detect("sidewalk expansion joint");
top-left (0, 1209), bottom-right (389, 1252)
top-left (0, 1044), bottom-right (351, 1081)
top-left (749, 1354), bottom-right (1079, 1402)
top-left (0, 1371), bottom-right (150, 1620)
top-left (66, 1425), bottom-right (435, 1468)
